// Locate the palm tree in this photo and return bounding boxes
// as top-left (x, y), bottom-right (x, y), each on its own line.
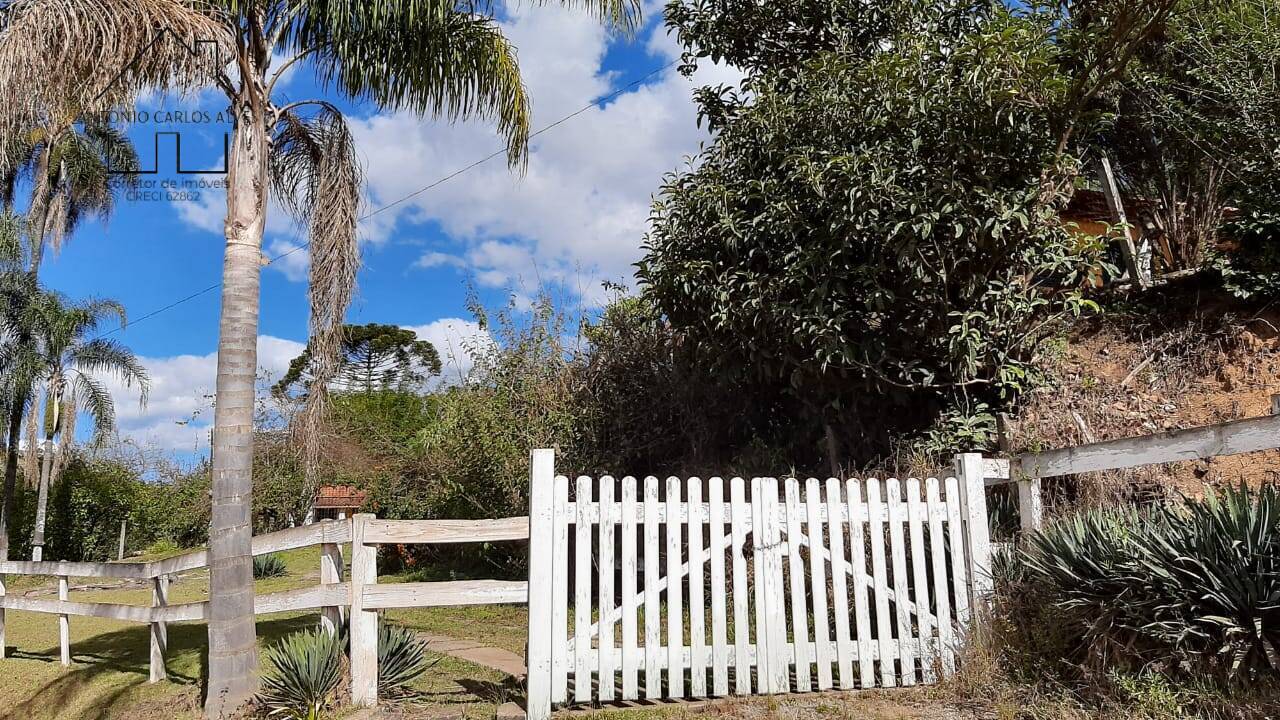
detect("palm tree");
top-left (2, 118), bottom-right (140, 494)
top-left (24, 296), bottom-right (149, 561)
top-left (0, 1), bottom-right (640, 713)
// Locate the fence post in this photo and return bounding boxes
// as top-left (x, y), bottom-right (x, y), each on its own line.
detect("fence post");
top-left (0, 570), bottom-right (6, 659)
top-left (525, 449), bottom-right (555, 720)
top-left (320, 535), bottom-right (345, 636)
top-left (58, 575), bottom-right (70, 666)
top-left (953, 454), bottom-right (992, 611)
top-left (349, 513), bottom-right (378, 707)
top-left (1017, 477), bottom-right (1043, 533)
top-left (149, 574), bottom-right (169, 682)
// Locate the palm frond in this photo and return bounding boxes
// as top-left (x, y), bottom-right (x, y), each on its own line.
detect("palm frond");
top-left (21, 396), bottom-right (40, 487)
top-left (285, 7), bottom-right (532, 167)
top-left (0, 0), bottom-right (233, 139)
top-left (270, 105), bottom-right (359, 501)
top-left (70, 372), bottom-right (116, 441)
top-left (68, 337), bottom-right (150, 404)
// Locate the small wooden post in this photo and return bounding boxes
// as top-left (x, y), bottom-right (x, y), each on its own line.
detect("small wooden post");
top-left (953, 454), bottom-right (993, 611)
top-left (319, 539), bottom-right (345, 636)
top-left (525, 449), bottom-right (555, 720)
top-left (118, 520), bottom-right (127, 561)
top-left (1271, 394), bottom-right (1280, 416)
top-left (1017, 477), bottom-right (1044, 534)
top-left (1097, 155), bottom-right (1152, 289)
top-left (349, 514), bottom-right (378, 707)
top-left (149, 575), bottom-right (169, 682)
top-left (0, 570), bottom-right (6, 659)
top-left (58, 575), bottom-right (70, 666)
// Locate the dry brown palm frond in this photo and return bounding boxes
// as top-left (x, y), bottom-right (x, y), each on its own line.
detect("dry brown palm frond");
top-left (0, 0), bottom-right (233, 143)
top-left (271, 106), bottom-right (361, 505)
top-left (21, 397), bottom-right (39, 488)
top-left (52, 388), bottom-right (76, 486)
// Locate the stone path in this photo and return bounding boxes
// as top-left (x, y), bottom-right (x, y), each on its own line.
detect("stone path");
top-left (419, 633), bottom-right (527, 679)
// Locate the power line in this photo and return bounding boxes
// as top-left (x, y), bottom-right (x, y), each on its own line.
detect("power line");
top-left (98, 60), bottom-right (677, 338)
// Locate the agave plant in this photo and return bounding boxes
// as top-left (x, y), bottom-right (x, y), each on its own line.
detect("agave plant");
top-left (1016, 484), bottom-right (1280, 685)
top-left (258, 629), bottom-right (343, 720)
top-left (378, 621), bottom-right (436, 698)
top-left (253, 553), bottom-right (288, 580)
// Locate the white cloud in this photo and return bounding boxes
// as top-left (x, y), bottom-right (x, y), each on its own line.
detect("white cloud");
top-left (403, 318), bottom-right (493, 385)
top-left (348, 5), bottom-right (742, 305)
top-left (103, 335), bottom-right (305, 452)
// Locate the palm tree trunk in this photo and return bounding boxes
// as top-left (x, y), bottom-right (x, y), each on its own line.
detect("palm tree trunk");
top-left (30, 384), bottom-right (59, 561)
top-left (27, 141), bottom-right (53, 277)
top-left (0, 395), bottom-right (26, 561)
top-left (204, 96), bottom-right (266, 718)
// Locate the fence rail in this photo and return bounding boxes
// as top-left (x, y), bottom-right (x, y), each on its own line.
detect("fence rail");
top-left (987, 409), bottom-right (1280, 532)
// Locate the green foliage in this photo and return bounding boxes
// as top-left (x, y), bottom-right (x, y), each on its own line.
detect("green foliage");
top-left (1010, 485), bottom-right (1280, 685)
top-left (641, 1), bottom-right (1102, 458)
top-left (258, 628), bottom-right (343, 720)
top-left (378, 621), bottom-right (435, 697)
top-left (274, 323), bottom-right (442, 396)
top-left (253, 553), bottom-right (288, 579)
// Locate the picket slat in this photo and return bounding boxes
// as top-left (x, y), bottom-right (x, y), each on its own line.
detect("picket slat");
top-left (866, 479), bottom-right (894, 687)
top-left (599, 477), bottom-right (617, 701)
top-left (666, 477), bottom-right (685, 698)
top-left (621, 476), bottom-right (639, 700)
top-left (551, 475), bottom-right (571, 703)
top-left (907, 479), bottom-right (933, 683)
top-left (761, 478), bottom-right (788, 693)
top-left (708, 477), bottom-right (730, 696)
top-left (644, 476), bottom-right (662, 700)
top-left (687, 477), bottom-right (707, 697)
top-left (887, 479), bottom-right (915, 686)
top-left (575, 477), bottom-right (593, 703)
top-left (805, 478), bottom-right (833, 690)
top-left (729, 477), bottom-right (751, 695)
top-left (926, 478), bottom-right (955, 676)
top-left (784, 479), bottom-right (811, 692)
top-left (846, 480), bottom-right (875, 688)
top-left (945, 476), bottom-right (971, 629)
top-left (826, 479), bottom-right (854, 689)
top-left (750, 478), bottom-right (769, 693)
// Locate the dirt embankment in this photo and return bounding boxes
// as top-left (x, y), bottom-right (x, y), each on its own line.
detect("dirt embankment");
top-left (1010, 291), bottom-right (1280, 504)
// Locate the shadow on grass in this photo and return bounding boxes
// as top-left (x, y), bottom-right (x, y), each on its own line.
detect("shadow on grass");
top-left (1, 614), bottom-right (318, 720)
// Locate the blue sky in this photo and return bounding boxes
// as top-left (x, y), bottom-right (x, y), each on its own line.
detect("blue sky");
top-left (29, 1), bottom-right (739, 456)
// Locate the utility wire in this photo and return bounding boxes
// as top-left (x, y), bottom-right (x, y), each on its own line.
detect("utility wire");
top-left (95, 60), bottom-right (678, 339)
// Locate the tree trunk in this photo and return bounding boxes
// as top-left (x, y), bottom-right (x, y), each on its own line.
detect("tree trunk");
top-left (27, 141), bottom-right (54, 277)
top-left (204, 95), bottom-right (267, 718)
top-left (0, 395), bottom-right (26, 561)
top-left (31, 383), bottom-right (59, 561)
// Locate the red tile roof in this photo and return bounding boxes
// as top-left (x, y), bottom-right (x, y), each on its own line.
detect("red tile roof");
top-left (314, 485), bottom-right (368, 509)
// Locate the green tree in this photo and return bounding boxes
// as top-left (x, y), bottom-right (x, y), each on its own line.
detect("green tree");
top-left (641, 1), bottom-right (1109, 467)
top-left (0, 0), bottom-right (639, 710)
top-left (274, 323), bottom-right (442, 396)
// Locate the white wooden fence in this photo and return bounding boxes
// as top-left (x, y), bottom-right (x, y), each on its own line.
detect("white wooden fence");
top-left (524, 450), bottom-right (996, 720)
top-left (0, 514), bottom-right (531, 708)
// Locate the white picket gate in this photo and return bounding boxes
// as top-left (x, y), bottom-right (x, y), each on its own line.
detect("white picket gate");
top-left (525, 450), bottom-right (993, 719)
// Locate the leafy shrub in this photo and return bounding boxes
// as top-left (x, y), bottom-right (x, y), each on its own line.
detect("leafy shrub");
top-left (253, 553), bottom-right (288, 579)
top-left (378, 621), bottom-right (434, 697)
top-left (1011, 485), bottom-right (1280, 685)
top-left (258, 629), bottom-right (343, 720)
top-left (143, 539), bottom-right (179, 557)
